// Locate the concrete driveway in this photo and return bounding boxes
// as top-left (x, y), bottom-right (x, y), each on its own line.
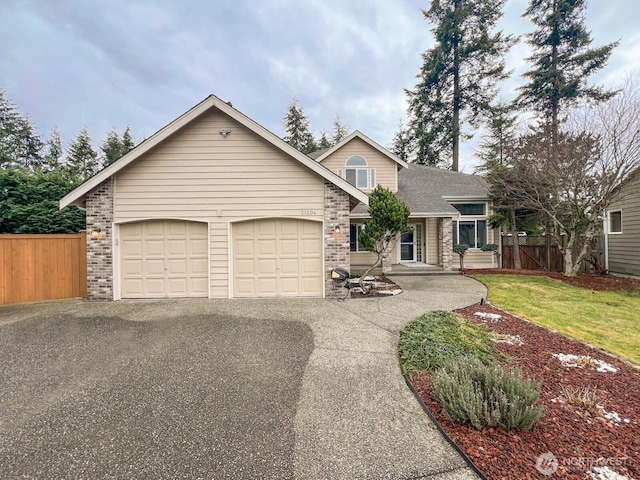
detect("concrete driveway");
top-left (0, 275), bottom-right (486, 479)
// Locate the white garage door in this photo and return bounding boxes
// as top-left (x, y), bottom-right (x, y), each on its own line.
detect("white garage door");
top-left (120, 220), bottom-right (208, 298)
top-left (233, 219), bottom-right (323, 298)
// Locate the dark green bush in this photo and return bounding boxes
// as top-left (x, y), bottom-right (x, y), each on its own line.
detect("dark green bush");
top-left (432, 356), bottom-right (544, 431)
top-left (399, 311), bottom-right (503, 373)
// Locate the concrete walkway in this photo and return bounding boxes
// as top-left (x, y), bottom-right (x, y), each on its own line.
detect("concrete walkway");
top-left (292, 274), bottom-right (487, 479)
top-left (0, 274), bottom-right (486, 479)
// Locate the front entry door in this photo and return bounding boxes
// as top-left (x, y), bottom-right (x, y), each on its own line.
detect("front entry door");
top-left (400, 226), bottom-right (416, 261)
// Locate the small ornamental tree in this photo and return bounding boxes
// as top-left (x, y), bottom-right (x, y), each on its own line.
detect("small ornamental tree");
top-left (453, 243), bottom-right (469, 270)
top-left (358, 186), bottom-right (411, 293)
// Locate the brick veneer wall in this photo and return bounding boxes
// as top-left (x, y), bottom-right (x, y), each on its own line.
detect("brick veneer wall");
top-left (439, 217), bottom-right (454, 270)
top-left (324, 181), bottom-right (351, 299)
top-left (85, 178), bottom-right (114, 300)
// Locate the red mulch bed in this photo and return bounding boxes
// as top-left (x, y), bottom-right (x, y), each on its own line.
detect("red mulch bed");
top-left (465, 268), bottom-right (640, 292)
top-left (408, 273), bottom-right (640, 480)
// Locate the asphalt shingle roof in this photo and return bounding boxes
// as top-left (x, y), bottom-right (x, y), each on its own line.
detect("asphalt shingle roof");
top-left (352, 163), bottom-right (489, 216)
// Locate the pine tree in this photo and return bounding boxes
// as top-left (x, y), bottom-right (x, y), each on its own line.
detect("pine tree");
top-left (330, 115), bottom-right (350, 145)
top-left (406, 0), bottom-right (515, 170)
top-left (100, 127), bottom-right (136, 167)
top-left (122, 126), bottom-right (135, 153)
top-left (517, 0), bottom-right (618, 140)
top-left (43, 127), bottom-right (64, 172)
top-left (66, 128), bottom-right (98, 180)
top-left (317, 131), bottom-right (331, 150)
top-left (282, 98), bottom-right (316, 154)
top-left (474, 102), bottom-right (518, 175)
top-left (0, 90), bottom-right (44, 171)
top-left (390, 120), bottom-right (413, 162)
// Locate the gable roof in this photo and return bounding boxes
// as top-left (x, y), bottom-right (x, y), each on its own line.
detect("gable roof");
top-left (351, 163), bottom-right (489, 217)
top-left (312, 131), bottom-right (409, 169)
top-left (60, 95), bottom-right (369, 209)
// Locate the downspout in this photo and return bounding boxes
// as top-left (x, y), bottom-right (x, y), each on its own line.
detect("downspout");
top-left (603, 213), bottom-right (609, 272)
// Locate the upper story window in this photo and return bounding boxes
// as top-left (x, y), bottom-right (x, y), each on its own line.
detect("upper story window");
top-left (338, 156), bottom-right (376, 189)
top-left (452, 202), bottom-right (488, 249)
top-left (608, 210), bottom-right (622, 234)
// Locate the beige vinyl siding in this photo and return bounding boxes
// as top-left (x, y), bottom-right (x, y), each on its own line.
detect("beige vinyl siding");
top-left (113, 110), bottom-right (325, 298)
top-left (426, 218), bottom-right (438, 264)
top-left (320, 138), bottom-right (398, 192)
top-left (608, 174), bottom-right (640, 276)
top-left (464, 226), bottom-right (498, 268)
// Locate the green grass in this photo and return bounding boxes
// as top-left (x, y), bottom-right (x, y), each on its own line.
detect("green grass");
top-left (399, 310), bottom-right (504, 374)
top-left (472, 274), bottom-right (640, 366)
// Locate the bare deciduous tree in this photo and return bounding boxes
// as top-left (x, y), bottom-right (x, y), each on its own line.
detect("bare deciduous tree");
top-left (502, 75), bottom-right (640, 276)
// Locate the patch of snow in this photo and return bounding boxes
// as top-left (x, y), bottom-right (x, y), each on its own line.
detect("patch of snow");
top-left (587, 466), bottom-right (636, 480)
top-left (474, 312), bottom-right (502, 322)
top-left (597, 406), bottom-right (631, 426)
top-left (552, 353), bottom-right (618, 373)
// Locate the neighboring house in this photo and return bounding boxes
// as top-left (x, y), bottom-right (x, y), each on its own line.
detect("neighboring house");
top-left (605, 168), bottom-right (640, 276)
top-left (60, 95), bottom-right (495, 301)
top-left (312, 132), bottom-right (497, 272)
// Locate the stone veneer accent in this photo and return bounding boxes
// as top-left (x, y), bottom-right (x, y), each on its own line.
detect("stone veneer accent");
top-left (439, 217), bottom-right (454, 270)
top-left (324, 180), bottom-right (351, 298)
top-left (85, 178), bottom-right (114, 300)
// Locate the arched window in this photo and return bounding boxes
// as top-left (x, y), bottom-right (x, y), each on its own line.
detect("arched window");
top-left (346, 155), bottom-right (367, 167)
top-left (338, 156), bottom-right (376, 189)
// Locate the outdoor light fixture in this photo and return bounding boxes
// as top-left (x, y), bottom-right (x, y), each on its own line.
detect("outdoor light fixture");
top-left (218, 128), bottom-right (232, 137)
top-left (90, 227), bottom-right (102, 240)
top-left (335, 225), bottom-right (341, 233)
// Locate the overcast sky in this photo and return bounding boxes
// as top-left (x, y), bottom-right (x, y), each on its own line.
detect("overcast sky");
top-left (1, 0), bottom-right (638, 172)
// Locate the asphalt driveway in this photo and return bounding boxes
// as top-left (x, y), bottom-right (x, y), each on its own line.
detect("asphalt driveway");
top-left (0, 275), bottom-right (487, 479)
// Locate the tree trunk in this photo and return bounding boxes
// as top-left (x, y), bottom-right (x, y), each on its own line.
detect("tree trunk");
top-left (452, 4), bottom-right (460, 172)
top-left (510, 209), bottom-right (522, 270)
top-left (359, 253), bottom-right (382, 294)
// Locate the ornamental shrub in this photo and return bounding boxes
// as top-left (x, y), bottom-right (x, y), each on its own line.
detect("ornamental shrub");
top-left (432, 356), bottom-right (544, 431)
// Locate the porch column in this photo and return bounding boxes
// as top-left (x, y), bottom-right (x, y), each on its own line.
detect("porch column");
top-left (439, 217), bottom-right (454, 270)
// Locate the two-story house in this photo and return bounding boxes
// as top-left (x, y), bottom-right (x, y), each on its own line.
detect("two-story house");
top-left (60, 95), bottom-right (496, 301)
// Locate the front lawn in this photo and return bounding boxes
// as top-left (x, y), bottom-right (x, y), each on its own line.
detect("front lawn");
top-left (471, 274), bottom-right (640, 366)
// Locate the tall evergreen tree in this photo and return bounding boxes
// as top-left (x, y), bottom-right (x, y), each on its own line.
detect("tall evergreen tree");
top-left (66, 128), bottom-right (98, 180)
top-left (282, 98), bottom-right (317, 154)
top-left (0, 90), bottom-right (44, 171)
top-left (517, 0), bottom-right (618, 141)
top-left (474, 101), bottom-right (518, 175)
top-left (330, 115), bottom-right (350, 145)
top-left (406, 0), bottom-right (514, 170)
top-left (390, 120), bottom-right (413, 162)
top-left (317, 131), bottom-right (331, 150)
top-left (100, 126), bottom-right (136, 167)
top-left (44, 127), bottom-right (64, 172)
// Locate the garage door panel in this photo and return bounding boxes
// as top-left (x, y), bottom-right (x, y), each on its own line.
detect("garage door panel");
top-left (190, 239), bottom-right (208, 255)
top-left (121, 220), bottom-right (208, 298)
top-left (302, 238), bottom-right (321, 255)
top-left (280, 258), bottom-right (299, 274)
top-left (280, 238), bottom-right (299, 255)
top-left (145, 240), bottom-right (165, 256)
top-left (167, 239), bottom-right (188, 255)
top-left (258, 239), bottom-right (276, 255)
top-left (258, 278), bottom-right (277, 296)
top-left (258, 259), bottom-right (277, 275)
top-left (233, 219), bottom-right (322, 298)
top-left (190, 258), bottom-right (208, 275)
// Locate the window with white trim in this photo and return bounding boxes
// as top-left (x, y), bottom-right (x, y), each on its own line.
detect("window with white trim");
top-left (609, 210), bottom-right (622, 234)
top-left (337, 156), bottom-right (376, 189)
top-left (350, 223), bottom-right (369, 252)
top-left (452, 203), bottom-right (488, 249)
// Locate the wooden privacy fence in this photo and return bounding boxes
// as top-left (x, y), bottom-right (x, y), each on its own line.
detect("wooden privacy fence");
top-left (501, 234), bottom-right (604, 273)
top-left (0, 232), bottom-right (87, 305)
